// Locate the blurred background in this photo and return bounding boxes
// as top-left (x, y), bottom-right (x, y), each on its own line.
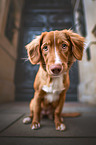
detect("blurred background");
top-left (0, 0), bottom-right (96, 104)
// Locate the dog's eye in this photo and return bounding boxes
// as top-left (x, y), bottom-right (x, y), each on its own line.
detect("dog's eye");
top-left (43, 46), bottom-right (48, 51)
top-left (62, 44), bottom-right (67, 49)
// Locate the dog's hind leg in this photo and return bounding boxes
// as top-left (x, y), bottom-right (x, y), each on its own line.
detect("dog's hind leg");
top-left (23, 115), bottom-right (32, 124)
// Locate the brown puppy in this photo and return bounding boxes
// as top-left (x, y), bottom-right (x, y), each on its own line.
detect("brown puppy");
top-left (23, 29), bottom-right (84, 131)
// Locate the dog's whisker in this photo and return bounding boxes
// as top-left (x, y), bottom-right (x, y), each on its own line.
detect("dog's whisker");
top-left (21, 57), bottom-right (29, 62)
top-left (21, 57), bottom-right (29, 60)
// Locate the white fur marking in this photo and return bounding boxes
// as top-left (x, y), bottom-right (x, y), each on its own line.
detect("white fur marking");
top-left (31, 124), bottom-right (35, 130)
top-left (42, 75), bottom-right (65, 103)
top-left (54, 32), bottom-right (62, 64)
top-left (56, 124), bottom-right (66, 131)
top-left (42, 75), bottom-right (65, 93)
top-left (60, 124), bottom-right (66, 131)
top-left (44, 93), bottom-right (59, 103)
top-left (23, 117), bottom-right (31, 124)
top-left (31, 123), bottom-right (40, 130)
top-left (55, 49), bottom-right (62, 64)
top-left (57, 126), bottom-right (60, 130)
top-left (38, 123), bottom-right (40, 128)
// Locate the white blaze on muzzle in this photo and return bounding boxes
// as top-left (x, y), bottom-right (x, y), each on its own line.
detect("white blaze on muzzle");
top-left (54, 32), bottom-right (62, 64)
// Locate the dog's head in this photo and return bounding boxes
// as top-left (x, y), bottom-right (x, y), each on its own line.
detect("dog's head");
top-left (26, 29), bottom-right (84, 77)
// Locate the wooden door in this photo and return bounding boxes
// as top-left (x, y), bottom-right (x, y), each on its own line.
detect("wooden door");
top-left (15, 0), bottom-right (79, 101)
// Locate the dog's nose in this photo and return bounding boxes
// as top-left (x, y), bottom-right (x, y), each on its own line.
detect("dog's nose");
top-left (50, 64), bottom-right (62, 75)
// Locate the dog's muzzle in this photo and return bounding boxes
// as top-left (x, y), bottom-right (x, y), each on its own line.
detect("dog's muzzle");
top-left (50, 64), bottom-right (63, 75)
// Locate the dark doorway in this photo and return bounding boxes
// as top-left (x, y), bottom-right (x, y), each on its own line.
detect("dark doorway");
top-left (15, 0), bottom-right (79, 101)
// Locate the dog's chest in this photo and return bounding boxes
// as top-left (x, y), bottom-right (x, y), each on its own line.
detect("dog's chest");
top-left (42, 75), bottom-right (65, 103)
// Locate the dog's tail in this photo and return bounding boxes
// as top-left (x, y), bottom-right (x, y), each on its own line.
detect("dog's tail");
top-left (61, 112), bottom-right (81, 118)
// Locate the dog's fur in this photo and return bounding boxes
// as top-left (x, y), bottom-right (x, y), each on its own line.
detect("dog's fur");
top-left (23, 29), bottom-right (84, 131)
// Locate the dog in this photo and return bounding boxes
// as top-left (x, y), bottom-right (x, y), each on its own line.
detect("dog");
top-left (23, 29), bottom-right (84, 131)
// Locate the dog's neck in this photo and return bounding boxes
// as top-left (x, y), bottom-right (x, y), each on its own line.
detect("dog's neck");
top-left (42, 72), bottom-right (66, 94)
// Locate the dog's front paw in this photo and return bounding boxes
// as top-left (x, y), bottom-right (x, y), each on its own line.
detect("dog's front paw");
top-left (31, 122), bottom-right (40, 130)
top-left (56, 123), bottom-right (66, 131)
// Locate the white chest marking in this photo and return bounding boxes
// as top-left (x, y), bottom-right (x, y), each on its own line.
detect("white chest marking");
top-left (42, 75), bottom-right (65, 103)
top-left (54, 32), bottom-right (62, 64)
top-left (44, 93), bottom-right (60, 103)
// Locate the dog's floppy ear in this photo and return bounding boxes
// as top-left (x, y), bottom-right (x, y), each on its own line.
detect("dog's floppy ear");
top-left (64, 29), bottom-right (85, 60)
top-left (25, 36), bottom-right (41, 64)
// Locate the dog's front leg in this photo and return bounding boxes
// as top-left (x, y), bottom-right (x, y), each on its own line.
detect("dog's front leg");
top-left (54, 91), bottom-right (66, 131)
top-left (31, 91), bottom-right (45, 130)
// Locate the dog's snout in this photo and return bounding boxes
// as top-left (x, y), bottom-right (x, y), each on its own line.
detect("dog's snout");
top-left (50, 64), bottom-right (62, 75)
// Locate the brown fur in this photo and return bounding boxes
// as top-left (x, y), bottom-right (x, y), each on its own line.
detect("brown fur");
top-left (24, 29), bottom-right (84, 131)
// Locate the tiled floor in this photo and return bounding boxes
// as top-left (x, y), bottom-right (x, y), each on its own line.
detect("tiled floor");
top-left (0, 102), bottom-right (96, 145)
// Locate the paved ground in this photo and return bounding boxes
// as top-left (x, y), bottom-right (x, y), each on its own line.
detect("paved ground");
top-left (0, 102), bottom-right (96, 145)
